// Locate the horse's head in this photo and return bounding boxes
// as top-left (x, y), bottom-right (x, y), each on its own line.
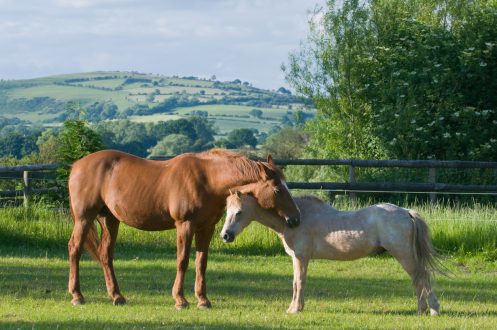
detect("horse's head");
top-left (239, 155), bottom-right (300, 228)
top-left (221, 191), bottom-right (257, 243)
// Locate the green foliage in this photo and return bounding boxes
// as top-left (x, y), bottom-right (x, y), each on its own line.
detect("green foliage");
top-left (284, 0), bottom-right (497, 198)
top-left (227, 128), bottom-right (258, 148)
top-left (286, 0), bottom-right (497, 161)
top-left (147, 134), bottom-right (193, 157)
top-left (260, 127), bottom-right (310, 159)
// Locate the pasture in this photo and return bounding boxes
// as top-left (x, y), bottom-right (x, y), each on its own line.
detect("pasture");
top-left (1, 203), bottom-right (497, 329)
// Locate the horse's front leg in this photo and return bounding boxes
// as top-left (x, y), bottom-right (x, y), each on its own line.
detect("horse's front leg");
top-left (194, 225), bottom-right (216, 309)
top-left (287, 255), bottom-right (309, 314)
top-left (172, 220), bottom-right (194, 310)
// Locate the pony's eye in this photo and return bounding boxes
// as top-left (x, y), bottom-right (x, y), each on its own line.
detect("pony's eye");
top-left (236, 210), bottom-right (242, 216)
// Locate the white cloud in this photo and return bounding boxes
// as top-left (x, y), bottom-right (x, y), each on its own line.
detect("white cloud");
top-left (0, 0), bottom-right (327, 89)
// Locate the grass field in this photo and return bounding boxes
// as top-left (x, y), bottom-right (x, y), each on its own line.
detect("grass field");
top-left (1, 204), bottom-right (497, 329)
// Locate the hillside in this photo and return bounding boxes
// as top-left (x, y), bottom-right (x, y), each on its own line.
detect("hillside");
top-left (0, 71), bottom-right (314, 134)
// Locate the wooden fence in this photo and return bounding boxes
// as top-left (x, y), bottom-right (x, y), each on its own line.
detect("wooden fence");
top-left (2, 158), bottom-right (497, 207)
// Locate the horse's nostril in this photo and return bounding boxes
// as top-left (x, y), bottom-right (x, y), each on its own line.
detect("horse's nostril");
top-left (222, 232), bottom-right (233, 242)
top-left (287, 217), bottom-right (300, 228)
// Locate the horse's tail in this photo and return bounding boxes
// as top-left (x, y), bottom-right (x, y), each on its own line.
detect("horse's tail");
top-left (83, 223), bottom-right (100, 261)
top-left (408, 210), bottom-right (447, 287)
top-left (68, 198), bottom-right (100, 261)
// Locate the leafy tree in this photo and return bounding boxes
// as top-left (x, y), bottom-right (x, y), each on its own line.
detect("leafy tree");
top-left (261, 128), bottom-right (310, 159)
top-left (227, 129), bottom-right (258, 148)
top-left (57, 119), bottom-right (104, 164)
top-left (148, 134), bottom-right (192, 157)
top-left (249, 109), bottom-right (263, 118)
top-left (285, 0), bottom-right (497, 161)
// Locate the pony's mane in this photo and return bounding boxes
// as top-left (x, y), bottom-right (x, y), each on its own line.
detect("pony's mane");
top-left (197, 148), bottom-right (285, 181)
top-left (294, 195), bottom-right (325, 205)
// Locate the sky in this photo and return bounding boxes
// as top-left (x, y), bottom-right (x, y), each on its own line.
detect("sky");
top-left (0, 0), bottom-right (327, 90)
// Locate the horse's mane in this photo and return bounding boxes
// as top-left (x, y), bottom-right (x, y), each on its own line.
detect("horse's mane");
top-left (198, 148), bottom-right (286, 181)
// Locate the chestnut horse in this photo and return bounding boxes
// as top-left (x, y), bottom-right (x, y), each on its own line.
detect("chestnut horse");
top-left (67, 149), bottom-right (300, 309)
top-left (222, 192), bottom-right (443, 315)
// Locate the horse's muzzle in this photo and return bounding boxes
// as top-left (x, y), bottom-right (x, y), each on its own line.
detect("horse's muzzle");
top-left (286, 216), bottom-right (300, 228)
top-left (222, 231), bottom-right (235, 243)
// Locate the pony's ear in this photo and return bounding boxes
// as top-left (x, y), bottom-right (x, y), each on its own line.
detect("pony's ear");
top-left (267, 154), bottom-right (275, 167)
top-left (257, 161), bottom-right (274, 181)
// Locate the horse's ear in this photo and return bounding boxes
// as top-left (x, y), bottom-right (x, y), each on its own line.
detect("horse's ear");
top-left (267, 154), bottom-right (275, 167)
top-left (257, 161), bottom-right (271, 181)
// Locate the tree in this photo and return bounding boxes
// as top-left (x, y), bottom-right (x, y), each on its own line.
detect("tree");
top-left (148, 134), bottom-right (192, 157)
top-left (227, 129), bottom-right (258, 148)
top-left (285, 0), bottom-right (497, 161)
top-left (249, 109), bottom-right (263, 119)
top-left (261, 128), bottom-right (310, 159)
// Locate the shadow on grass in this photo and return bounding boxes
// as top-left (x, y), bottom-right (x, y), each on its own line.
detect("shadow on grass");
top-left (0, 320), bottom-right (272, 330)
top-left (1, 253), bottom-right (497, 306)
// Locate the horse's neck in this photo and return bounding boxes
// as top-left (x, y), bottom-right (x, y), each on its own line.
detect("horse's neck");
top-left (207, 159), bottom-right (260, 194)
top-left (253, 207), bottom-right (286, 235)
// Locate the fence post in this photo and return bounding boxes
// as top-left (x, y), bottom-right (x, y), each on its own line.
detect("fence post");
top-left (23, 171), bottom-right (32, 208)
top-left (348, 165), bottom-right (356, 202)
top-left (429, 168), bottom-right (436, 205)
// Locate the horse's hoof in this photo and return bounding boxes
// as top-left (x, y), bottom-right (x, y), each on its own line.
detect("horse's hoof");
top-left (286, 307), bottom-right (300, 314)
top-left (197, 301), bottom-right (212, 310)
top-left (71, 297), bottom-right (85, 306)
top-left (113, 296), bottom-right (126, 306)
top-left (175, 302), bottom-right (190, 310)
top-left (430, 308), bottom-right (439, 316)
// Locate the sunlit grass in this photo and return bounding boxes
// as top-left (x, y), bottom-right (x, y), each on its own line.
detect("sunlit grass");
top-left (1, 204), bottom-right (497, 328)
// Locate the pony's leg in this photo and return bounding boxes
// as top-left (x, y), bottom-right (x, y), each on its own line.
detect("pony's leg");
top-left (68, 216), bottom-right (93, 305)
top-left (97, 213), bottom-right (126, 305)
top-left (172, 221), bottom-right (194, 310)
top-left (194, 225), bottom-right (215, 309)
top-left (389, 251), bottom-right (429, 315)
top-left (287, 255), bottom-right (309, 314)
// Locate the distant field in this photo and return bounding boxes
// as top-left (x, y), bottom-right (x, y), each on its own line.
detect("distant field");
top-left (0, 71), bottom-right (314, 134)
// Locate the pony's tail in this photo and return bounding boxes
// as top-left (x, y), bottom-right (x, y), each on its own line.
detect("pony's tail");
top-left (409, 210), bottom-right (447, 287)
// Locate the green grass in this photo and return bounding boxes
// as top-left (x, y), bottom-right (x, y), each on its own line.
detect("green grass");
top-left (1, 204), bottom-right (497, 328)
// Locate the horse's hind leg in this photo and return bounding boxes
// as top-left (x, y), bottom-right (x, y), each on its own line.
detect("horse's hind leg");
top-left (68, 213), bottom-right (96, 305)
top-left (97, 212), bottom-right (126, 305)
top-left (388, 250), bottom-right (429, 315)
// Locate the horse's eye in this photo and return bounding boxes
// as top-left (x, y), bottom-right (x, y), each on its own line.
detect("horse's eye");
top-left (236, 210), bottom-right (242, 216)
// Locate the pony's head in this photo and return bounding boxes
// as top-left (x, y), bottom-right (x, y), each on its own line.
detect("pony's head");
top-left (221, 191), bottom-right (264, 243)
top-left (238, 155), bottom-right (300, 228)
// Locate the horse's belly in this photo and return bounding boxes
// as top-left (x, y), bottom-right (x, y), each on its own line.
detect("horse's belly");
top-left (313, 231), bottom-right (376, 260)
top-left (110, 204), bottom-right (176, 231)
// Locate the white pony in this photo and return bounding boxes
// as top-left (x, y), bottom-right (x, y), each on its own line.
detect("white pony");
top-left (221, 192), bottom-right (443, 315)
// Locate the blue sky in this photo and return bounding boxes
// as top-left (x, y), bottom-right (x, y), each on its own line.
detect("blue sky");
top-left (0, 0), bottom-right (326, 90)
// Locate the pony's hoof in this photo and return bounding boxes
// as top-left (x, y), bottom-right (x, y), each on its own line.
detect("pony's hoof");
top-left (197, 301), bottom-right (212, 309)
top-left (175, 302), bottom-right (190, 310)
top-left (71, 297), bottom-right (85, 306)
top-left (286, 307), bottom-right (301, 314)
top-left (430, 308), bottom-right (439, 316)
top-left (113, 296), bottom-right (126, 306)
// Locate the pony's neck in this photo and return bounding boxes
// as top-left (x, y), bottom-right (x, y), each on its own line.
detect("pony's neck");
top-left (253, 207), bottom-right (286, 235)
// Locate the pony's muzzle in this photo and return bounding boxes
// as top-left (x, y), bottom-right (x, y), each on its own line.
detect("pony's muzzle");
top-left (286, 216), bottom-right (300, 228)
top-left (222, 231), bottom-right (235, 243)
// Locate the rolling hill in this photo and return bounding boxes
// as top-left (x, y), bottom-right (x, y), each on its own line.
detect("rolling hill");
top-left (0, 71), bottom-right (314, 134)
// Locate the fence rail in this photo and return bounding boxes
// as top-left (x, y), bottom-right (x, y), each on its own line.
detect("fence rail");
top-left (2, 158), bottom-right (497, 207)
